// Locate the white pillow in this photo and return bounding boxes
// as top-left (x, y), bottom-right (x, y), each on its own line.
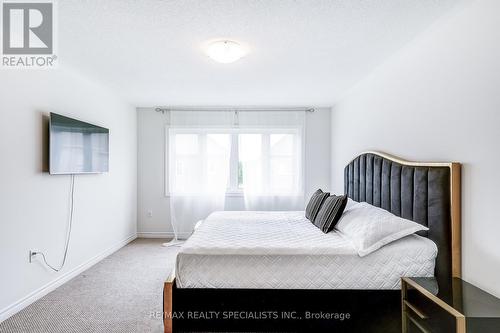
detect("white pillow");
top-left (345, 198), bottom-right (358, 211)
top-left (336, 201), bottom-right (428, 257)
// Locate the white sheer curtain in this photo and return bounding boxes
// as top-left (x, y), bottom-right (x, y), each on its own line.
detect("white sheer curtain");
top-left (167, 110), bottom-right (306, 239)
top-left (238, 111), bottom-right (305, 211)
top-left (167, 111), bottom-right (233, 239)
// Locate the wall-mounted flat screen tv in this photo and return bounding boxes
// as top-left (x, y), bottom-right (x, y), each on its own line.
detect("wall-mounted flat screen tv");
top-left (49, 113), bottom-right (109, 174)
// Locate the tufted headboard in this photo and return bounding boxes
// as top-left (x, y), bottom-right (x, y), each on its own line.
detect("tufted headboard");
top-left (344, 152), bottom-right (461, 283)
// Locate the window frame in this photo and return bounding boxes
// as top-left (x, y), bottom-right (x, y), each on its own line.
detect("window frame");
top-left (164, 125), bottom-right (305, 197)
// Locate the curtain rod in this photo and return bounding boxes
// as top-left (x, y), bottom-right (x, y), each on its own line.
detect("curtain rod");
top-left (155, 107), bottom-right (315, 113)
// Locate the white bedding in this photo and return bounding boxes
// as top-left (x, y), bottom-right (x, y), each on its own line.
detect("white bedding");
top-left (176, 211), bottom-right (437, 289)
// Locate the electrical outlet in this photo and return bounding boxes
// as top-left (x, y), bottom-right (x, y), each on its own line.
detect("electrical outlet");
top-left (29, 250), bottom-right (37, 263)
top-left (147, 210), bottom-right (153, 218)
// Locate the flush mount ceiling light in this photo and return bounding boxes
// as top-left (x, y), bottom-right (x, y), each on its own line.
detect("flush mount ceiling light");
top-left (205, 40), bottom-right (246, 63)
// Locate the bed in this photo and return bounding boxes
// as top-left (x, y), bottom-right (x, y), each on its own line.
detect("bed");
top-left (163, 151), bottom-right (461, 333)
top-left (176, 210), bottom-right (438, 290)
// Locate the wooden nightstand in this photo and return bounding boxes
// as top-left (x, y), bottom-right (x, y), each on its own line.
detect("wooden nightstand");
top-left (401, 277), bottom-right (500, 333)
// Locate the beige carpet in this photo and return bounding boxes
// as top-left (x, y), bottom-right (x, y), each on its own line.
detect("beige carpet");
top-left (0, 238), bottom-right (177, 333)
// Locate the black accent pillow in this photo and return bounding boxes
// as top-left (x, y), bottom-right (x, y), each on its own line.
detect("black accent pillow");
top-left (313, 194), bottom-right (348, 233)
top-left (305, 189), bottom-right (330, 222)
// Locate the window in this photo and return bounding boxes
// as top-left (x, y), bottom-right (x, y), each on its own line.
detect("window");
top-left (168, 128), bottom-right (303, 195)
top-left (237, 131), bottom-right (301, 194)
top-left (169, 130), bottom-right (231, 194)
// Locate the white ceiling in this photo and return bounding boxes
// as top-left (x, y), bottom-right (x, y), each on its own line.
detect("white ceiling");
top-left (59, 0), bottom-right (462, 107)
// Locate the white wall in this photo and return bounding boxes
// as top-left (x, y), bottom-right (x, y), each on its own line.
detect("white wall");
top-left (137, 107), bottom-right (331, 237)
top-left (331, 0), bottom-right (500, 296)
top-left (0, 67), bottom-right (137, 320)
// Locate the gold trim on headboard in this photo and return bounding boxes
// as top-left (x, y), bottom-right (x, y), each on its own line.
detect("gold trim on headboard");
top-left (349, 151), bottom-right (462, 278)
top-left (450, 163), bottom-right (461, 278)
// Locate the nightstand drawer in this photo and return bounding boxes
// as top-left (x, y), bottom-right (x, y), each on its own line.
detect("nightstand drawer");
top-left (405, 289), bottom-right (456, 332)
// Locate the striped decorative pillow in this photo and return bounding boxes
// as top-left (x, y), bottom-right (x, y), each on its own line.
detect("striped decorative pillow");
top-left (313, 194), bottom-right (348, 233)
top-left (305, 189), bottom-right (330, 221)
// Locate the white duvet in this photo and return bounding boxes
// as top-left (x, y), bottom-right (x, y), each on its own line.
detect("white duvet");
top-left (176, 211), bottom-right (437, 290)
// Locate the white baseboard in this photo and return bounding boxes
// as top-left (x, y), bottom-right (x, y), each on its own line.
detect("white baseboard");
top-left (137, 231), bottom-right (191, 240)
top-left (0, 233), bottom-right (137, 323)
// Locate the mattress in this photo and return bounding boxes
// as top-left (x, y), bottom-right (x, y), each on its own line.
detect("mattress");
top-left (176, 211), bottom-right (437, 290)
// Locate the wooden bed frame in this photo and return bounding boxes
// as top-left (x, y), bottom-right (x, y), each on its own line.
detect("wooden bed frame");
top-left (163, 151), bottom-right (461, 332)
